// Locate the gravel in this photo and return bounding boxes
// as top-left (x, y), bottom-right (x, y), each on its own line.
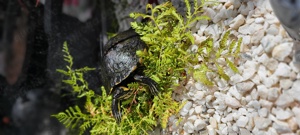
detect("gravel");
top-left (112, 0), bottom-right (300, 134)
top-left (167, 0), bottom-right (300, 134)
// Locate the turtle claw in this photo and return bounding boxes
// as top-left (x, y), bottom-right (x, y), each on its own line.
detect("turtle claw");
top-left (133, 75), bottom-right (159, 96)
top-left (112, 98), bottom-right (122, 124)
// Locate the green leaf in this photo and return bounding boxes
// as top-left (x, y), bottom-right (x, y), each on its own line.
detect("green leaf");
top-left (226, 58), bottom-right (239, 73)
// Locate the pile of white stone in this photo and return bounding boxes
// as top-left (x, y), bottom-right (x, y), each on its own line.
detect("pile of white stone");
top-left (166, 0), bottom-right (300, 134)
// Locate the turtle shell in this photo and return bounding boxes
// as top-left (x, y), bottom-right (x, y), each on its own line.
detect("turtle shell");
top-left (100, 29), bottom-right (147, 93)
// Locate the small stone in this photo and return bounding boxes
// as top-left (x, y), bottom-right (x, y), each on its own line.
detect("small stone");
top-left (246, 117), bottom-right (254, 130)
top-left (206, 95), bottom-right (213, 103)
top-left (207, 109), bottom-right (215, 114)
top-left (229, 86), bottom-right (242, 100)
top-left (275, 108), bottom-right (293, 120)
top-left (242, 68), bottom-right (256, 81)
top-left (238, 24), bottom-right (251, 34)
top-left (267, 25), bottom-right (279, 35)
top-left (229, 14), bottom-right (245, 29)
top-left (288, 80), bottom-right (300, 102)
top-left (189, 108), bottom-right (195, 116)
top-left (267, 87), bottom-right (279, 101)
top-left (262, 75), bottom-right (279, 88)
top-left (257, 65), bottom-right (267, 78)
top-left (183, 121), bottom-right (195, 133)
top-left (259, 99), bottom-right (273, 110)
top-left (195, 106), bottom-right (202, 114)
top-left (236, 116), bottom-right (249, 127)
top-left (275, 92), bottom-right (294, 108)
top-left (214, 114), bottom-right (221, 123)
top-left (257, 85), bottom-right (268, 99)
top-left (254, 117), bottom-right (272, 129)
top-left (238, 108), bottom-right (248, 116)
top-left (209, 117), bottom-right (218, 128)
top-left (194, 119), bottom-right (206, 130)
top-left (250, 88), bottom-right (259, 100)
top-left (256, 53), bottom-right (269, 65)
top-left (272, 42), bottom-right (292, 61)
top-left (258, 108), bottom-right (268, 117)
top-left (287, 118), bottom-right (298, 131)
top-left (236, 81), bottom-right (255, 94)
top-left (265, 58), bottom-right (279, 71)
top-left (225, 96), bottom-right (241, 108)
top-left (188, 115), bottom-right (197, 122)
top-left (250, 74), bottom-right (261, 85)
top-left (252, 45), bottom-right (264, 56)
top-left (193, 34), bottom-right (207, 44)
top-left (247, 100), bottom-right (260, 110)
top-left (230, 74), bottom-right (244, 84)
top-left (251, 29), bottom-right (264, 44)
top-left (242, 35), bottom-right (251, 45)
top-left (240, 128), bottom-right (251, 135)
top-left (273, 120), bottom-right (292, 134)
top-left (180, 101), bottom-right (193, 116)
top-left (292, 107), bottom-right (300, 126)
top-left (244, 60), bottom-right (259, 69)
top-left (255, 17), bottom-right (264, 24)
top-left (207, 125), bottom-right (216, 135)
top-left (261, 35), bottom-right (276, 53)
top-left (194, 91), bottom-right (205, 100)
top-left (267, 127), bottom-right (278, 135)
top-left (195, 82), bottom-right (204, 91)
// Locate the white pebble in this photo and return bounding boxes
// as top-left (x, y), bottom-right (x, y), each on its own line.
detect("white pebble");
top-left (265, 58), bottom-right (278, 71)
top-left (262, 75), bottom-right (279, 88)
top-left (252, 45), bottom-right (264, 56)
top-left (207, 125), bottom-right (216, 135)
top-left (274, 63), bottom-right (291, 77)
top-left (194, 119), bottom-right (206, 130)
top-left (254, 117), bottom-right (272, 129)
top-left (272, 120), bottom-right (292, 134)
top-left (183, 121), bottom-right (195, 133)
top-left (266, 25), bottom-right (279, 35)
top-left (194, 106), bottom-right (202, 114)
top-left (289, 80), bottom-right (300, 102)
top-left (272, 42), bottom-right (292, 61)
top-left (247, 100), bottom-right (260, 110)
top-left (225, 96), bottom-right (241, 108)
top-left (267, 87), bottom-right (279, 101)
top-left (275, 92), bottom-right (294, 108)
top-left (258, 108), bottom-right (268, 117)
top-left (180, 101), bottom-right (193, 116)
top-left (229, 14), bottom-right (245, 29)
top-left (240, 128), bottom-right (251, 135)
top-left (236, 116), bottom-right (249, 127)
top-left (236, 81), bottom-right (255, 94)
top-left (194, 91), bottom-right (205, 100)
top-left (275, 108), bottom-right (293, 120)
top-left (259, 99), bottom-right (273, 110)
top-left (229, 86), bottom-right (242, 100)
top-left (209, 117), bottom-right (218, 128)
top-left (255, 17), bottom-right (264, 24)
top-left (257, 85), bottom-right (268, 99)
top-left (292, 107), bottom-right (300, 127)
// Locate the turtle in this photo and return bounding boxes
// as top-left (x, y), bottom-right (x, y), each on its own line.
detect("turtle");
top-left (99, 28), bottom-right (159, 123)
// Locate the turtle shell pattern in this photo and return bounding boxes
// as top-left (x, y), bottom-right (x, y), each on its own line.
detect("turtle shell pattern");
top-left (100, 29), bottom-right (147, 93)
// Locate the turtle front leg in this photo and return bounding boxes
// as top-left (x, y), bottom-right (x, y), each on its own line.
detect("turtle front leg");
top-left (133, 75), bottom-right (159, 96)
top-left (111, 86), bottom-right (133, 123)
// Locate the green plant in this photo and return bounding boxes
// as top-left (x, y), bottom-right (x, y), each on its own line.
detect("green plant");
top-left (130, 0), bottom-right (241, 87)
top-left (53, 0), bottom-right (242, 134)
top-left (53, 42), bottom-right (182, 135)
